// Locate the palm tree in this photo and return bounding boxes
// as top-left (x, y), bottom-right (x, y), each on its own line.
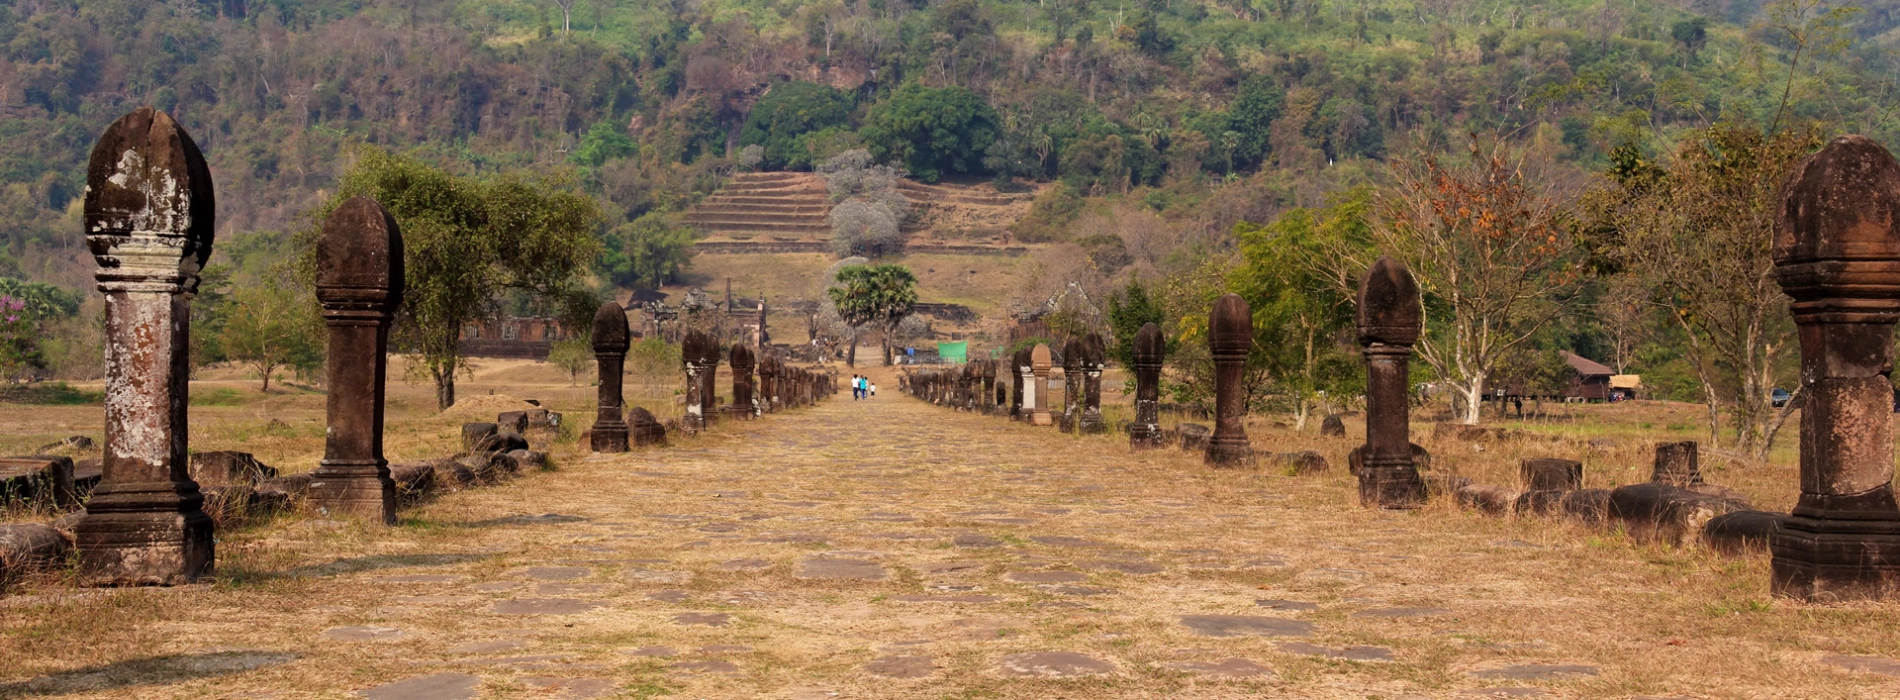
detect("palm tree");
top-left (828, 264), bottom-right (920, 366)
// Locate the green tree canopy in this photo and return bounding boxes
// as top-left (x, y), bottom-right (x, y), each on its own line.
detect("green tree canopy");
top-left (599, 212), bottom-right (695, 290)
top-left (1105, 277), bottom-right (1165, 368)
top-left (306, 149), bottom-right (601, 410)
top-left (739, 81), bottom-right (853, 170)
top-left (860, 82), bottom-right (999, 182)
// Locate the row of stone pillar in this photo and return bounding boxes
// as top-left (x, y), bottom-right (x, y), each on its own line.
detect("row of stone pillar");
top-left (903, 335), bottom-right (1110, 435)
top-left (74, 108), bottom-right (418, 585)
top-left (587, 319), bottom-right (833, 453)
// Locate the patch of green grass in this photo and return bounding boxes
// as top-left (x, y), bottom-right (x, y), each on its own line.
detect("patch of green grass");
top-left (192, 387), bottom-right (251, 406)
top-left (0, 381), bottom-right (101, 405)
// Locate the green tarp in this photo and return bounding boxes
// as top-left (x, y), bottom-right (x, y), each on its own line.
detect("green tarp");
top-left (937, 341), bottom-right (968, 365)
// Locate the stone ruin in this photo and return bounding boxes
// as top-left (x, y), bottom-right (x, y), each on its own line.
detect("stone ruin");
top-left (1077, 332), bottom-right (1108, 434)
top-left (1205, 294), bottom-right (1253, 466)
top-left (725, 345), bottom-right (756, 420)
top-left (590, 301), bottom-right (631, 453)
top-left (681, 330), bottom-right (716, 432)
top-left (308, 196), bottom-right (405, 523)
top-left (1028, 344), bottom-right (1054, 426)
top-left (73, 107), bottom-right (219, 585)
top-left (1009, 347), bottom-right (1031, 421)
top-left (1353, 257), bottom-right (1427, 508)
top-left (1770, 134), bottom-right (1900, 601)
top-left (1128, 322), bottom-right (1165, 449)
top-left (1060, 337), bottom-right (1082, 432)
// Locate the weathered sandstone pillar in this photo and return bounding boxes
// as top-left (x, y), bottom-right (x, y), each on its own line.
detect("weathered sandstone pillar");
top-left (1356, 257), bottom-right (1427, 508)
top-left (590, 302), bottom-right (630, 452)
top-left (1206, 294), bottom-right (1254, 466)
top-left (1129, 322), bottom-right (1165, 449)
top-left (309, 196), bottom-right (405, 521)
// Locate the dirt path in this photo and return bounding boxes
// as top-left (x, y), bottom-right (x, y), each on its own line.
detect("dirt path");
top-left (3, 392), bottom-right (1899, 698)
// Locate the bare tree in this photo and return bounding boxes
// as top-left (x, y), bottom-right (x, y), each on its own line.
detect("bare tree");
top-left (550, 0), bottom-right (577, 35)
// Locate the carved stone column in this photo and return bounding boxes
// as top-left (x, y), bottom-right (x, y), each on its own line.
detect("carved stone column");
top-left (75, 107), bottom-right (216, 585)
top-left (698, 341), bottom-right (721, 426)
top-left (682, 330), bottom-right (711, 432)
top-left (1771, 135), bottom-right (1900, 601)
top-left (1206, 294), bottom-right (1254, 466)
top-left (1080, 332), bottom-right (1108, 434)
top-left (1129, 322), bottom-right (1165, 449)
top-left (1029, 344), bottom-right (1053, 426)
top-left (979, 355), bottom-right (996, 413)
top-left (309, 196), bottom-right (405, 522)
top-left (1060, 338), bottom-right (1082, 432)
top-left (1010, 347), bottom-right (1030, 421)
top-left (1356, 257), bottom-right (1427, 508)
top-left (590, 302), bottom-right (630, 453)
top-left (758, 353), bottom-right (778, 414)
top-left (728, 344), bottom-right (755, 419)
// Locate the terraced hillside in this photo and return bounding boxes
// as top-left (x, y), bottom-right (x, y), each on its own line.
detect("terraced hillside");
top-left (682, 172), bottom-right (832, 247)
top-left (686, 172), bottom-right (1040, 253)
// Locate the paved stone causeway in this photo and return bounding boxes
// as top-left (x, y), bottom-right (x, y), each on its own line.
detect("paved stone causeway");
top-left (3, 395), bottom-right (1899, 698)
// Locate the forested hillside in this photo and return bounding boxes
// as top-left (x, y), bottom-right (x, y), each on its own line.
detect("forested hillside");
top-left (2, 0), bottom-right (1894, 286)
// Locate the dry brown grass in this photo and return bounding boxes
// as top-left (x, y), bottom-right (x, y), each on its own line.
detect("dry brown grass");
top-left (0, 363), bottom-right (1895, 698)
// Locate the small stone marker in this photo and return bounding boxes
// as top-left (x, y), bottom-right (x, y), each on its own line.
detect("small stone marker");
top-left (1129, 323), bottom-right (1165, 448)
top-left (1206, 294), bottom-right (1254, 466)
top-left (590, 302), bottom-right (631, 452)
top-left (1178, 614), bottom-right (1314, 637)
top-left (1354, 257), bottom-right (1427, 508)
top-left (1650, 441), bottom-right (1701, 486)
top-left (1320, 414), bottom-right (1346, 437)
top-left (999, 651), bottom-right (1115, 677)
top-left (1521, 458), bottom-right (1583, 491)
top-left (75, 107), bottom-right (217, 586)
top-left (358, 672), bottom-right (480, 700)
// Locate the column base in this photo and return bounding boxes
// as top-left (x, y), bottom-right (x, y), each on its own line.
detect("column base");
top-left (1205, 436), bottom-right (1253, 467)
top-left (1772, 515), bottom-right (1900, 602)
top-left (681, 414), bottom-right (706, 433)
top-left (591, 422), bottom-right (630, 452)
top-left (1358, 468), bottom-right (1426, 509)
top-left (75, 483), bottom-right (214, 586)
top-left (309, 461), bottom-right (397, 523)
top-left (1080, 410), bottom-right (1107, 434)
top-left (1128, 424), bottom-right (1164, 449)
top-left (1029, 410), bottom-right (1053, 426)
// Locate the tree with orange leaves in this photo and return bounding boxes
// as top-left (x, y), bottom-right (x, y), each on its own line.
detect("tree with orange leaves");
top-left (1372, 137), bottom-right (1586, 425)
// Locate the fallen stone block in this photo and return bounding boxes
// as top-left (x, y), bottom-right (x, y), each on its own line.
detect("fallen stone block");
top-left (1651, 440), bottom-right (1702, 486)
top-left (496, 411), bottom-right (528, 434)
top-left (0, 456), bottom-right (76, 509)
top-left (1319, 414), bottom-right (1346, 437)
top-left (1455, 484), bottom-right (1517, 516)
top-left (1272, 451), bottom-right (1329, 475)
top-left (391, 463), bottom-right (437, 505)
top-left (461, 422), bottom-right (498, 450)
top-left (1178, 424), bottom-right (1211, 451)
top-left (1520, 458), bottom-right (1583, 491)
top-left (256, 473), bottom-right (314, 500)
top-left (71, 459), bottom-right (101, 498)
top-left (630, 407), bottom-right (666, 447)
top-left (1702, 510), bottom-right (1785, 556)
top-left (1514, 489), bottom-right (1568, 516)
top-left (507, 449), bottom-right (549, 471)
top-left (473, 431), bottom-right (529, 455)
top-left (525, 408), bottom-right (552, 426)
top-left (1561, 488), bottom-right (1613, 524)
top-left (1423, 474), bottom-right (1473, 499)
top-left (189, 451), bottom-right (277, 488)
top-left (1608, 482), bottom-right (1744, 546)
top-left (0, 523), bottom-right (70, 582)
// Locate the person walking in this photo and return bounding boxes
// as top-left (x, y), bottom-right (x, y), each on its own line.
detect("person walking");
top-left (869, 381), bottom-right (877, 398)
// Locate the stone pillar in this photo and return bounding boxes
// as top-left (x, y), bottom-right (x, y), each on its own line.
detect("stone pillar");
top-left (1770, 135), bottom-right (1900, 601)
top-left (75, 107), bottom-right (216, 585)
top-left (1029, 343), bottom-right (1053, 426)
top-left (1206, 294), bottom-right (1254, 466)
top-left (1129, 322), bottom-right (1165, 449)
top-left (1059, 338), bottom-right (1082, 432)
top-left (1010, 347), bottom-right (1030, 420)
top-left (1080, 332), bottom-right (1108, 434)
top-left (728, 345), bottom-right (756, 419)
top-left (590, 302), bottom-right (631, 452)
top-left (309, 196), bottom-right (405, 522)
top-left (682, 330), bottom-right (711, 432)
top-left (979, 355), bottom-right (996, 413)
top-left (1355, 257), bottom-right (1427, 508)
top-left (758, 354), bottom-right (778, 414)
top-left (698, 343), bottom-right (721, 425)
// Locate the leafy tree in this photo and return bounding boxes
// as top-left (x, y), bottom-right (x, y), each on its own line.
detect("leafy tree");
top-left (305, 149), bottom-right (601, 410)
top-left (0, 295), bottom-right (44, 382)
top-left (860, 82), bottom-right (999, 182)
top-left (1224, 75), bottom-right (1284, 170)
top-left (1105, 277), bottom-right (1165, 367)
top-left (0, 278), bottom-right (79, 321)
top-left (1584, 124), bottom-right (1818, 459)
top-left (571, 119), bottom-right (638, 168)
top-left (600, 213), bottom-right (695, 290)
top-left (739, 81), bottom-right (853, 170)
top-left (827, 264), bottom-right (918, 366)
top-left (220, 282), bottom-right (319, 392)
top-left (548, 335), bottom-right (593, 386)
top-left (1232, 188), bottom-right (1374, 429)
